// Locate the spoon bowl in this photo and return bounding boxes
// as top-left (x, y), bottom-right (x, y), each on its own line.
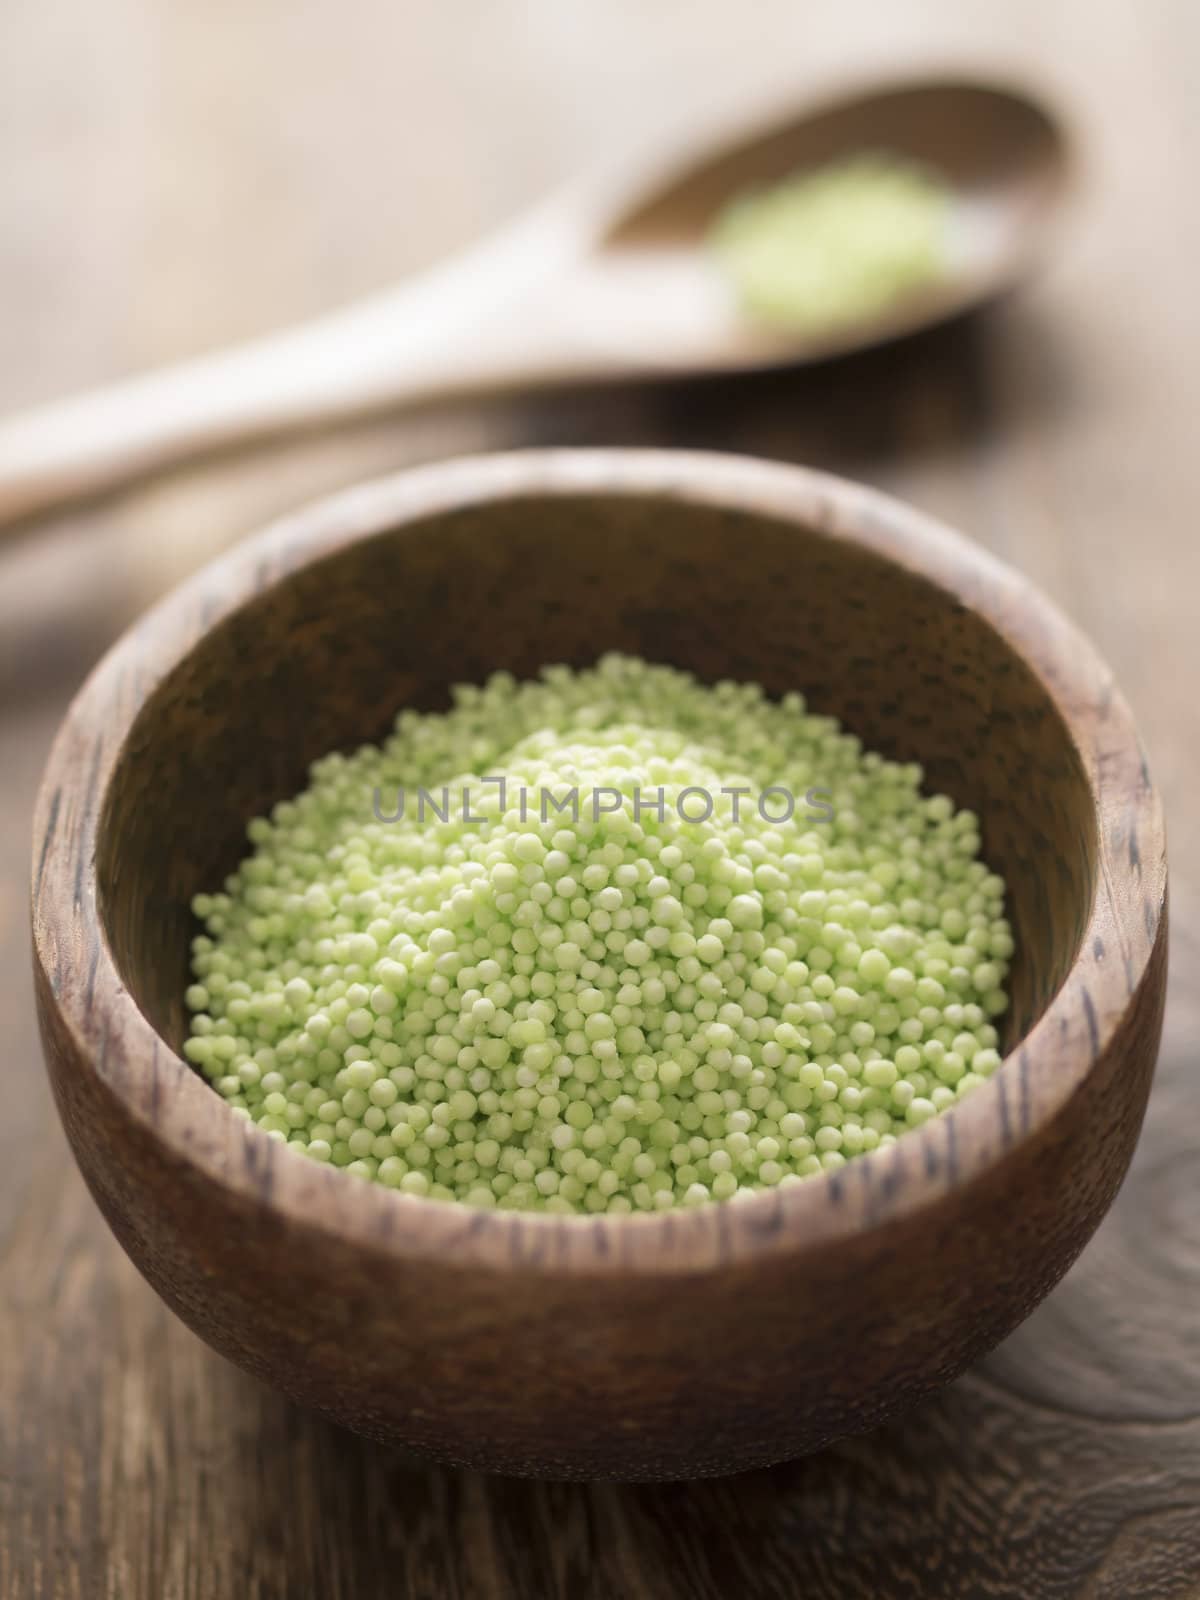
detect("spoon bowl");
top-left (583, 77), bottom-right (1072, 368)
top-left (0, 76), bottom-right (1072, 526)
top-left (32, 450), bottom-right (1164, 1480)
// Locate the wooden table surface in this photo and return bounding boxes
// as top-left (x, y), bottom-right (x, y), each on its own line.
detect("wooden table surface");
top-left (2, 1), bottom-right (1198, 1595)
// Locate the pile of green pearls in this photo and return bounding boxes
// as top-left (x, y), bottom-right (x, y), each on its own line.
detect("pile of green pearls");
top-left (710, 153), bottom-right (950, 332)
top-left (184, 655), bottom-right (1012, 1212)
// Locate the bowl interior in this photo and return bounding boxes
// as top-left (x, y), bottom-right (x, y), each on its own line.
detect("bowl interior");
top-left (97, 490), bottom-right (1096, 1066)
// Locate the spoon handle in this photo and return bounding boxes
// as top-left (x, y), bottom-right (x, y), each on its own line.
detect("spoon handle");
top-left (0, 203), bottom-right (587, 531)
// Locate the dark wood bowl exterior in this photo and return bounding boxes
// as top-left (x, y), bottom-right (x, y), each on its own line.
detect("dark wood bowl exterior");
top-left (31, 451), bottom-right (1167, 1479)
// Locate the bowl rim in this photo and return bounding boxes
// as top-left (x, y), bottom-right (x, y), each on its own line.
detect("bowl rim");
top-left (31, 448), bottom-right (1167, 1276)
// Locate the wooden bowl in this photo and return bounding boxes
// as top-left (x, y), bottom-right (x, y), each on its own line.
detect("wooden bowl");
top-left (32, 450), bottom-right (1167, 1481)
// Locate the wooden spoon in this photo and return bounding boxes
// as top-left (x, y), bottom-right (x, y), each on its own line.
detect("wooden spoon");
top-left (0, 77), bottom-right (1070, 528)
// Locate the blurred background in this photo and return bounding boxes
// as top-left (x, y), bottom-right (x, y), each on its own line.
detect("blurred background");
top-left (3, 1), bottom-right (1199, 1596)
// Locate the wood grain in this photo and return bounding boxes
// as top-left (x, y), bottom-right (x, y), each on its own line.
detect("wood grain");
top-left (3, 0), bottom-right (1200, 1591)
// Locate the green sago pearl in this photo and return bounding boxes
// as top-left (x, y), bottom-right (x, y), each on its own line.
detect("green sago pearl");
top-left (185, 654), bottom-right (1012, 1212)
